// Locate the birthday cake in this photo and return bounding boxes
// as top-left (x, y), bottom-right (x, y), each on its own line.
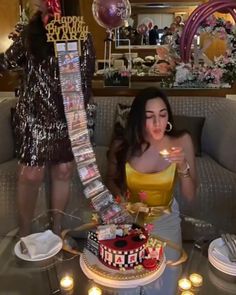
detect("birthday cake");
top-left (87, 224), bottom-right (164, 270)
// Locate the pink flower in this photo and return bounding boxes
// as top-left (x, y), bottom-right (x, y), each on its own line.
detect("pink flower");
top-left (211, 68), bottom-right (223, 84)
top-left (145, 223), bottom-right (154, 233)
top-left (138, 191), bottom-right (148, 202)
top-left (205, 16), bottom-right (216, 27)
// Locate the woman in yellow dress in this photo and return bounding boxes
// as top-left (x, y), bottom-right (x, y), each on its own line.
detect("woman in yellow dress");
top-left (106, 87), bottom-right (197, 294)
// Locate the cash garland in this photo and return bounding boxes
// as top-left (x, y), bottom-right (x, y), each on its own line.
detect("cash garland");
top-left (46, 15), bottom-right (131, 224)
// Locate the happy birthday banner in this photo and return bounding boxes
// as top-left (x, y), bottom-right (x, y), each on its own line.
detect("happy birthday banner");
top-left (46, 15), bottom-right (131, 224)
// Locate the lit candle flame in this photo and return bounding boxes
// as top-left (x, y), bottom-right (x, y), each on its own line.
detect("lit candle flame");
top-left (189, 273), bottom-right (203, 287)
top-left (60, 275), bottom-right (74, 291)
top-left (159, 149), bottom-right (170, 157)
top-left (88, 286), bottom-right (102, 295)
top-left (178, 278), bottom-right (192, 291)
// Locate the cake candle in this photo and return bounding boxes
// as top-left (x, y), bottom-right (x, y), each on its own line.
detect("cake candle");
top-left (189, 273), bottom-right (203, 287)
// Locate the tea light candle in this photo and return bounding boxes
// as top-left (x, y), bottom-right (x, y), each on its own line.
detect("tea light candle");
top-left (60, 275), bottom-right (74, 291)
top-left (189, 273), bottom-right (203, 287)
top-left (88, 286), bottom-right (102, 295)
top-left (159, 149), bottom-right (170, 157)
top-left (178, 278), bottom-right (192, 291)
top-left (181, 291), bottom-right (194, 295)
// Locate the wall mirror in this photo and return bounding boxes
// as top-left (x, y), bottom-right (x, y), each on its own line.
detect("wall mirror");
top-left (115, 1), bottom-right (202, 49)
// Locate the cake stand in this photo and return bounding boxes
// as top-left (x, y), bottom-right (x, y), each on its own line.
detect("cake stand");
top-left (80, 249), bottom-right (166, 288)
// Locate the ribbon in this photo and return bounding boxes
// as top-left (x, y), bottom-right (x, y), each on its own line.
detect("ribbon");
top-left (42, 0), bottom-right (61, 24)
top-left (125, 202), bottom-right (171, 217)
top-left (46, 0), bottom-right (61, 16)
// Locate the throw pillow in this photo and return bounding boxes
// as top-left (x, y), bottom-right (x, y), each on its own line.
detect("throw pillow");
top-left (113, 103), bottom-right (131, 139)
top-left (113, 104), bottom-right (205, 157)
top-left (173, 115), bottom-right (205, 157)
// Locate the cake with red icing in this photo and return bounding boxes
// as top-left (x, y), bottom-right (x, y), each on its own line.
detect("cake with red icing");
top-left (87, 224), bottom-right (163, 270)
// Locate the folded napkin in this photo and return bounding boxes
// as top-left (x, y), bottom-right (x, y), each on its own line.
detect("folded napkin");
top-left (20, 230), bottom-right (62, 259)
top-left (212, 239), bottom-right (236, 266)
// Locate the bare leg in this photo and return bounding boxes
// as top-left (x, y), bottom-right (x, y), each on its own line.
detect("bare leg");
top-left (50, 161), bottom-right (74, 235)
top-left (17, 164), bottom-right (45, 237)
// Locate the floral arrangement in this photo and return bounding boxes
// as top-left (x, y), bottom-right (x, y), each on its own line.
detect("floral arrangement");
top-left (104, 68), bottom-right (131, 87)
top-left (174, 16), bottom-right (236, 88)
top-left (198, 16), bottom-right (236, 49)
top-left (174, 52), bottom-right (236, 88)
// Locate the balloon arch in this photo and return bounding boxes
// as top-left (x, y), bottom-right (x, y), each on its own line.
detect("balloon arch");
top-left (180, 0), bottom-right (236, 63)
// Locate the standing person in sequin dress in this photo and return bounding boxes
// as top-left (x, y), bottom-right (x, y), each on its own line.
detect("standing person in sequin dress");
top-left (0, 0), bottom-right (95, 237)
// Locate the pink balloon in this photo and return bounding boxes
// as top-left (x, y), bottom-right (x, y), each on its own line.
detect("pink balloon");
top-left (92, 0), bottom-right (131, 30)
top-left (217, 8), bottom-right (231, 14)
top-left (137, 23), bottom-right (148, 35)
top-left (148, 22), bottom-right (153, 29)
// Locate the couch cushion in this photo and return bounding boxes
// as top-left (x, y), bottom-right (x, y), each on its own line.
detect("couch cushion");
top-left (173, 115), bottom-right (205, 156)
top-left (0, 159), bottom-right (48, 237)
top-left (202, 99), bottom-right (236, 173)
top-left (175, 154), bottom-right (236, 234)
top-left (94, 145), bottom-right (109, 181)
top-left (113, 103), bottom-right (131, 139)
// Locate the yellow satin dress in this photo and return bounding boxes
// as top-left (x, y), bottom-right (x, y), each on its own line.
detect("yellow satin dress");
top-left (125, 162), bottom-right (177, 223)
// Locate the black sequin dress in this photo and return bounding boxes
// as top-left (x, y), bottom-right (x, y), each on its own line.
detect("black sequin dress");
top-left (0, 24), bottom-right (95, 167)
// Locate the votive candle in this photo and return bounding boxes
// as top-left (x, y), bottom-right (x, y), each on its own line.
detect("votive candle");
top-left (159, 149), bottom-right (170, 157)
top-left (60, 275), bottom-right (74, 291)
top-left (181, 291), bottom-right (194, 295)
top-left (189, 273), bottom-right (203, 287)
top-left (178, 278), bottom-right (192, 291)
top-left (88, 286), bottom-right (102, 295)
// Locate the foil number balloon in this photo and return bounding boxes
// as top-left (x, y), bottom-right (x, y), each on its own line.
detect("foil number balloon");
top-left (92, 0), bottom-right (131, 30)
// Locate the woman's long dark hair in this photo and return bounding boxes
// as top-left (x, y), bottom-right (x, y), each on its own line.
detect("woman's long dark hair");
top-left (24, 11), bottom-right (54, 62)
top-left (114, 87), bottom-right (175, 192)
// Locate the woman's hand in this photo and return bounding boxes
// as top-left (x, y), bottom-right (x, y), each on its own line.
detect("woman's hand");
top-left (163, 147), bottom-right (188, 171)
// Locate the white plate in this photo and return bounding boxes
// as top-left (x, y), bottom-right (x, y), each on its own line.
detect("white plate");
top-left (209, 256), bottom-right (236, 276)
top-left (208, 238), bottom-right (236, 269)
top-left (14, 238), bottom-right (62, 262)
top-left (209, 254), bottom-right (236, 273)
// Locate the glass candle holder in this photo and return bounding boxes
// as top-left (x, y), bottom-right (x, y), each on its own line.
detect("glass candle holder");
top-left (60, 275), bottom-right (74, 291)
top-left (88, 286), bottom-right (102, 295)
top-left (189, 273), bottom-right (203, 287)
top-left (178, 278), bottom-right (192, 291)
top-left (181, 291), bottom-right (194, 295)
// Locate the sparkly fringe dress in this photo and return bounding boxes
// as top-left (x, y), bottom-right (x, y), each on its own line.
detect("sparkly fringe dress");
top-left (0, 21), bottom-right (95, 167)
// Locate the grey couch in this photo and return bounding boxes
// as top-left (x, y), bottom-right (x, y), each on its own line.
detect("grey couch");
top-left (0, 94), bottom-right (236, 240)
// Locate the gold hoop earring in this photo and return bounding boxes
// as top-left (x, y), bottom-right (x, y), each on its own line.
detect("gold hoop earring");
top-left (166, 121), bottom-right (172, 132)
